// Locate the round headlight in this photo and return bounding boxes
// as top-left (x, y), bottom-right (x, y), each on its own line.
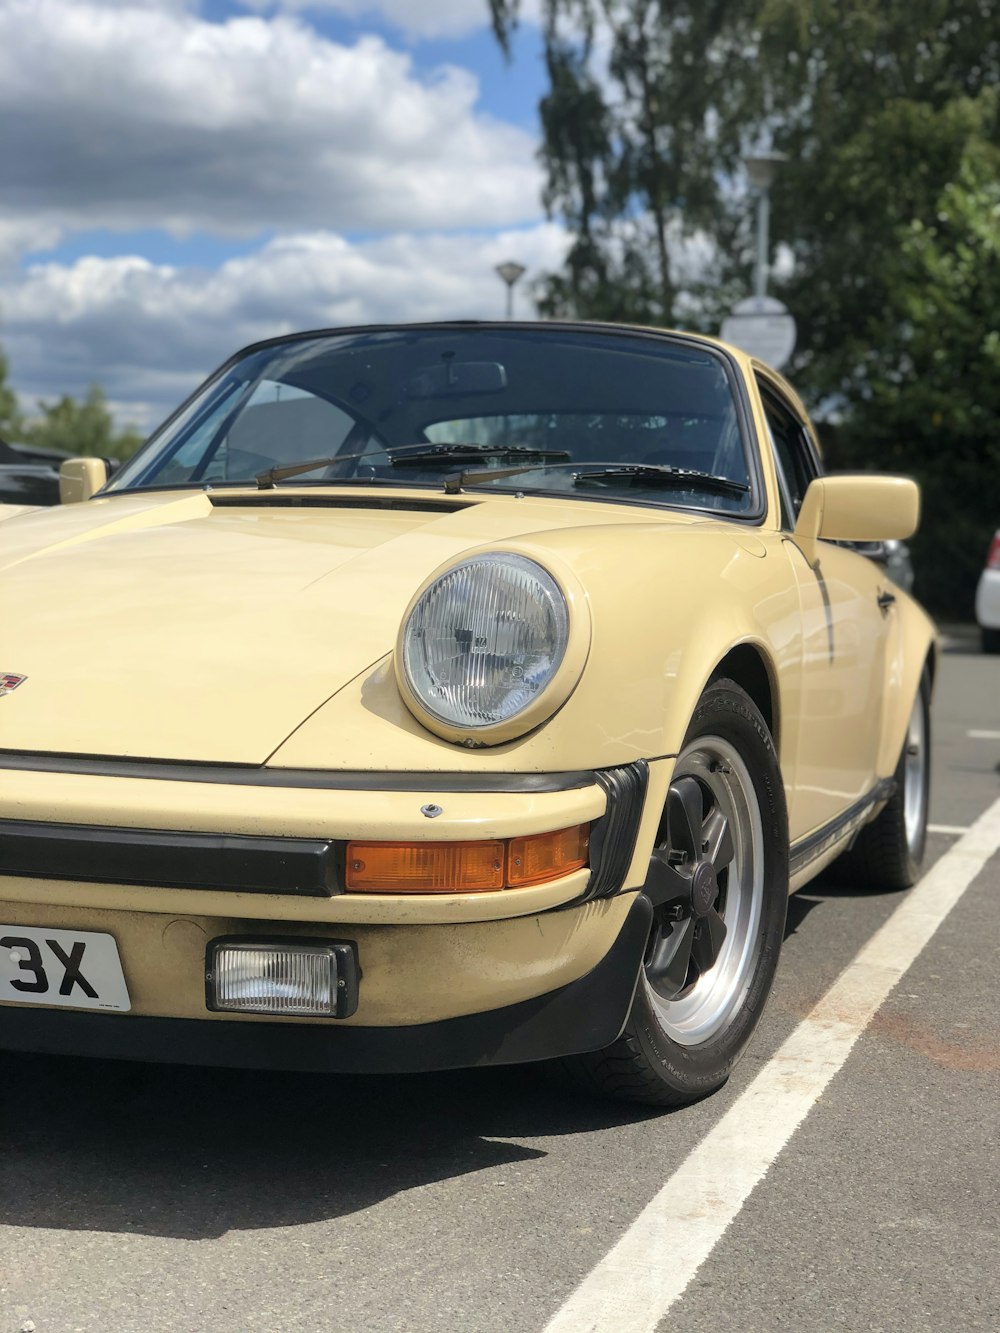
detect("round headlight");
top-left (399, 553), bottom-right (574, 739)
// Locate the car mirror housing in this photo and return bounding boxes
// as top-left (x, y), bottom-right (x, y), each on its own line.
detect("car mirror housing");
top-left (795, 474), bottom-right (920, 544)
top-left (59, 457), bottom-right (110, 504)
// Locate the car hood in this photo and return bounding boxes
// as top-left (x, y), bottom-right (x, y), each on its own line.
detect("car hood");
top-left (0, 487), bottom-right (699, 762)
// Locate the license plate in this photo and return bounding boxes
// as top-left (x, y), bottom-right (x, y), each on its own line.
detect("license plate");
top-left (0, 925), bottom-right (131, 1012)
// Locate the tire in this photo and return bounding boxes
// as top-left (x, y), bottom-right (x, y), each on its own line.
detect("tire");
top-left (837, 667), bottom-right (931, 891)
top-left (564, 678), bottom-right (788, 1107)
top-left (982, 627), bottom-right (1000, 655)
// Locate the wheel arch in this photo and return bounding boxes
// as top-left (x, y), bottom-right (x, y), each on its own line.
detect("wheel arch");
top-left (707, 642), bottom-right (780, 754)
top-left (876, 595), bottom-right (938, 778)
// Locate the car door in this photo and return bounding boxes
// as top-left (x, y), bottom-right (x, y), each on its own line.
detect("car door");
top-left (758, 373), bottom-right (890, 842)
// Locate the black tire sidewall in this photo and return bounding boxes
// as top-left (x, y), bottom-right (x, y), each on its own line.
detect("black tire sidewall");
top-left (627, 679), bottom-right (789, 1099)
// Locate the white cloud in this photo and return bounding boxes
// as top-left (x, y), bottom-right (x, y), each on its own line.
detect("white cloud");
top-left (237, 0), bottom-right (542, 41)
top-left (0, 0), bottom-right (541, 259)
top-left (1, 223), bottom-right (569, 429)
top-left (0, 220), bottom-right (63, 274)
top-left (237, 0), bottom-right (487, 40)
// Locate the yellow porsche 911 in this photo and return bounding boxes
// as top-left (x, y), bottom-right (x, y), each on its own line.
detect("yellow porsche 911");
top-left (0, 322), bottom-right (934, 1105)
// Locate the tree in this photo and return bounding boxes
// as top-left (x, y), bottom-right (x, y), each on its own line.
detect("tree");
top-left (490, 0), bottom-right (765, 325)
top-left (490, 1), bottom-right (1000, 343)
top-left (0, 333), bottom-right (144, 461)
top-left (754, 4), bottom-right (1000, 408)
top-left (17, 384), bottom-right (143, 461)
top-left (836, 135), bottom-right (1000, 614)
top-left (0, 347), bottom-right (23, 441)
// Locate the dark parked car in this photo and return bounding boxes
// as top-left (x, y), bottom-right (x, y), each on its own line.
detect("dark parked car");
top-left (0, 437), bottom-right (68, 506)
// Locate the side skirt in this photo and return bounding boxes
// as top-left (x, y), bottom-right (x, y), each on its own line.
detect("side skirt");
top-left (789, 778), bottom-right (896, 888)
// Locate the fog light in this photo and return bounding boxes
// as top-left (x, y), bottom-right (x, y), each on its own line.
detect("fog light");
top-left (207, 940), bottom-right (358, 1018)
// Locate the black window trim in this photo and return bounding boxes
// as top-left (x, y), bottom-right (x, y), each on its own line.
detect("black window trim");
top-left (755, 374), bottom-right (823, 531)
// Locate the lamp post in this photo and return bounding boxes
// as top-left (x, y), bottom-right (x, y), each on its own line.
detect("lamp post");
top-left (719, 152), bottom-right (796, 369)
top-left (744, 152), bottom-right (786, 298)
top-left (495, 261), bottom-right (526, 319)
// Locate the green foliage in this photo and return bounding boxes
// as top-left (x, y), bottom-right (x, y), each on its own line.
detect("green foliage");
top-left (0, 363), bottom-right (142, 466)
top-left (836, 140), bottom-right (1000, 614)
top-left (0, 348), bottom-right (23, 441)
top-left (0, 321), bottom-right (143, 461)
top-left (16, 384), bottom-right (143, 461)
top-left (491, 0), bottom-right (765, 324)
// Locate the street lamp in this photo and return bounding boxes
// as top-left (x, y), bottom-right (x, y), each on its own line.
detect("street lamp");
top-left (719, 151), bottom-right (796, 369)
top-left (744, 152), bottom-right (786, 298)
top-left (495, 261), bottom-right (527, 319)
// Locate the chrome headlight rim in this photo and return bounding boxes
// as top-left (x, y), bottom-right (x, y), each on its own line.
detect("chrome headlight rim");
top-left (395, 548), bottom-right (591, 746)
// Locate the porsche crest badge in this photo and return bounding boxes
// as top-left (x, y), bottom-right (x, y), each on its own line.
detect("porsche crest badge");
top-left (0, 673), bottom-right (27, 697)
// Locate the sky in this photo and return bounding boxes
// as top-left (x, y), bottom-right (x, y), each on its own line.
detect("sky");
top-left (0, 0), bottom-right (562, 432)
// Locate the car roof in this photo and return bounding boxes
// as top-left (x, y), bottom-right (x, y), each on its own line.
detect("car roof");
top-left (227, 318), bottom-right (759, 372)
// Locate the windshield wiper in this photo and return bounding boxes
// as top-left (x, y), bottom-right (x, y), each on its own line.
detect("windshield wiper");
top-left (388, 444), bottom-right (571, 467)
top-left (572, 464), bottom-right (750, 499)
top-left (255, 442), bottom-right (569, 489)
top-left (255, 448), bottom-right (749, 504)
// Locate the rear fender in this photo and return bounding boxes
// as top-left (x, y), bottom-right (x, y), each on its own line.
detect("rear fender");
top-left (876, 593), bottom-right (937, 777)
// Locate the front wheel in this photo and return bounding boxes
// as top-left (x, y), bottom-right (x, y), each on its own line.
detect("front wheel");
top-left (565, 679), bottom-right (788, 1107)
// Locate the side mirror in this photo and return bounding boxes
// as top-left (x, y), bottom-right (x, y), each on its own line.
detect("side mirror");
top-left (795, 474), bottom-right (920, 544)
top-left (59, 457), bottom-right (110, 504)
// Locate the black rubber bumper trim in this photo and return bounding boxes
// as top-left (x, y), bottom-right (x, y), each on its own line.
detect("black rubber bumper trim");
top-left (0, 750), bottom-right (596, 794)
top-left (0, 894), bottom-right (654, 1074)
top-left (583, 760), bottom-right (649, 901)
top-left (0, 819), bottom-right (338, 896)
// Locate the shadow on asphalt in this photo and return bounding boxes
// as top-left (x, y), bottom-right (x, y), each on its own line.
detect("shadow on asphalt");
top-left (783, 891), bottom-right (825, 937)
top-left (0, 1050), bottom-right (662, 1240)
top-left (783, 859), bottom-right (913, 936)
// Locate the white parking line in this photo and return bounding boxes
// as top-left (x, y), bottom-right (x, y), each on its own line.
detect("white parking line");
top-left (968, 730), bottom-right (1000, 740)
top-left (542, 796), bottom-right (1000, 1333)
top-left (928, 823), bottom-right (971, 835)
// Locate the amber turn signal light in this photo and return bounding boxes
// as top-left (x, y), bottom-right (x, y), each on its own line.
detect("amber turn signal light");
top-left (345, 824), bottom-right (590, 894)
top-left (507, 824), bottom-right (589, 887)
top-left (346, 840), bottom-right (505, 893)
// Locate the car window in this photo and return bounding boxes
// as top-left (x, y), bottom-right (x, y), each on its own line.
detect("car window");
top-left (110, 328), bottom-right (759, 517)
top-left (757, 382), bottom-right (818, 529)
top-left (212, 384), bottom-right (355, 480)
top-left (142, 380), bottom-right (357, 486)
top-left (425, 411), bottom-right (746, 479)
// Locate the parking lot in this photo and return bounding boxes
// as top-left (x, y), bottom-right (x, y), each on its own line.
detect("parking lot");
top-left (2, 632), bottom-right (998, 1333)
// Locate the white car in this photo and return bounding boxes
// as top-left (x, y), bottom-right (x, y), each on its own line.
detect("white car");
top-left (975, 530), bottom-right (1000, 653)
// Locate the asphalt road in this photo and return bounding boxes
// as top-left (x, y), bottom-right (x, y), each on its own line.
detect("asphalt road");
top-left (2, 631), bottom-right (998, 1333)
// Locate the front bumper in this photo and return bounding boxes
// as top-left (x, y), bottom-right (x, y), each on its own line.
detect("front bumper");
top-left (0, 894), bottom-right (653, 1072)
top-left (1, 757), bottom-right (671, 1067)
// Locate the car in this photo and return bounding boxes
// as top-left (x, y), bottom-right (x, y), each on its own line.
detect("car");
top-left (866, 537), bottom-right (915, 593)
top-left (0, 321), bottom-right (936, 1107)
top-left (975, 530), bottom-right (1000, 654)
top-left (0, 435), bottom-right (65, 506)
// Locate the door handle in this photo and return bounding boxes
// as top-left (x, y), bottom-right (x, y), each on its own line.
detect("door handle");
top-left (877, 589), bottom-right (896, 613)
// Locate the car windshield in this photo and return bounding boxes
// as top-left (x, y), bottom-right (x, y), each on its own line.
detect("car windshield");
top-left (108, 326), bottom-right (755, 514)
